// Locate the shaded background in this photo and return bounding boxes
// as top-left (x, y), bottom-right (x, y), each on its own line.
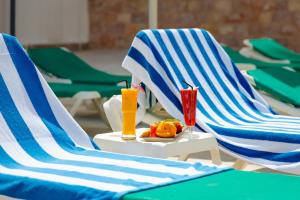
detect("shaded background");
top-left (90, 0), bottom-right (300, 51)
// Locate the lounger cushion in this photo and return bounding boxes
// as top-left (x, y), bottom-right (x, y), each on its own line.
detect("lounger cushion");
top-left (27, 47), bottom-right (131, 85)
top-left (248, 38), bottom-right (300, 63)
top-left (49, 83), bottom-right (122, 98)
top-left (247, 68), bottom-right (300, 107)
top-left (124, 170), bottom-right (300, 200)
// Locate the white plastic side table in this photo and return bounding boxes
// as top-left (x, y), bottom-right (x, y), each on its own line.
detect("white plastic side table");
top-left (93, 128), bottom-right (222, 165)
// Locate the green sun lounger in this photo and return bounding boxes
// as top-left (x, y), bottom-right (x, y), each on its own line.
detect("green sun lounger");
top-left (247, 68), bottom-right (300, 107)
top-left (245, 38), bottom-right (300, 63)
top-left (27, 47), bottom-right (131, 85)
top-left (49, 82), bottom-right (122, 98)
top-left (47, 82), bottom-right (123, 117)
top-left (124, 170), bottom-right (300, 200)
top-left (222, 45), bottom-right (300, 69)
top-left (223, 45), bottom-right (300, 114)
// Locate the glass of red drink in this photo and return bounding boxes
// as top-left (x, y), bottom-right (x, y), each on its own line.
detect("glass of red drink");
top-left (180, 88), bottom-right (197, 133)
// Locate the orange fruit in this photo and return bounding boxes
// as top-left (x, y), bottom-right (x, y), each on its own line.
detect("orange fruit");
top-left (156, 122), bottom-right (177, 138)
top-left (150, 124), bottom-right (158, 137)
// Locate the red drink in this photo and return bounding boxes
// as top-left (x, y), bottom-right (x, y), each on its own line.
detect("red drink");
top-left (180, 89), bottom-right (197, 127)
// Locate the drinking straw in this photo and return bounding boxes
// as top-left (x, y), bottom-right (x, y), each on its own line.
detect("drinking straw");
top-left (182, 80), bottom-right (193, 90)
top-left (119, 80), bottom-right (129, 88)
top-left (132, 83), bottom-right (145, 92)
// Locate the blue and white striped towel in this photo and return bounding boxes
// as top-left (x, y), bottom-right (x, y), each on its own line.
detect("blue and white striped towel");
top-left (0, 34), bottom-right (227, 199)
top-left (122, 29), bottom-right (300, 175)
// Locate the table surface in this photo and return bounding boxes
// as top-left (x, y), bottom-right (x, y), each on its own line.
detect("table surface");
top-left (93, 128), bottom-right (218, 158)
top-left (95, 127), bottom-right (213, 141)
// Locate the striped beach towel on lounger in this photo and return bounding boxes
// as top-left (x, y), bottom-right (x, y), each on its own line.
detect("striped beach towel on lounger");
top-left (0, 34), bottom-right (227, 199)
top-left (122, 28), bottom-right (300, 175)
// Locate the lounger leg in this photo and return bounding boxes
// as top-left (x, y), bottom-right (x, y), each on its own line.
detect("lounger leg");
top-left (92, 98), bottom-right (109, 125)
top-left (178, 154), bottom-right (189, 161)
top-left (233, 159), bottom-right (247, 170)
top-left (210, 148), bottom-right (222, 165)
top-left (70, 92), bottom-right (101, 117)
top-left (70, 98), bottom-right (84, 116)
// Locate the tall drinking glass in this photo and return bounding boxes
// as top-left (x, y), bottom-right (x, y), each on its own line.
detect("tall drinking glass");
top-left (121, 88), bottom-right (138, 140)
top-left (180, 88), bottom-right (198, 134)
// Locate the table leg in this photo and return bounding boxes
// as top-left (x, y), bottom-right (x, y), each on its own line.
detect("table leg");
top-left (178, 154), bottom-right (189, 161)
top-left (210, 148), bottom-right (222, 165)
top-left (233, 159), bottom-right (247, 170)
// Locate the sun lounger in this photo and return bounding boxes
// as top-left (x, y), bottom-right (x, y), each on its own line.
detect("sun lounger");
top-left (222, 44), bottom-right (300, 70)
top-left (27, 48), bottom-right (126, 118)
top-left (50, 82), bottom-right (122, 117)
top-left (1, 33), bottom-right (300, 200)
top-left (27, 47), bottom-right (131, 85)
top-left (0, 33), bottom-right (234, 200)
top-left (244, 70), bottom-right (300, 116)
top-left (122, 28), bottom-right (300, 174)
top-left (244, 38), bottom-right (300, 63)
top-left (223, 45), bottom-right (300, 116)
top-left (40, 65), bottom-right (123, 119)
top-left (49, 82), bottom-right (122, 98)
top-left (239, 47), bottom-right (290, 64)
top-left (247, 68), bottom-right (300, 105)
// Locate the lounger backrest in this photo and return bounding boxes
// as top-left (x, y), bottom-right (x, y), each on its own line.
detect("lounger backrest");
top-left (248, 38), bottom-right (300, 61)
top-left (222, 45), bottom-right (299, 68)
top-left (27, 47), bottom-right (107, 78)
top-left (123, 29), bottom-right (272, 131)
top-left (0, 34), bottom-right (94, 149)
top-left (123, 29), bottom-right (300, 174)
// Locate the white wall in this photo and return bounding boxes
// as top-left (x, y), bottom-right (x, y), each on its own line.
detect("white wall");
top-left (0, 0), bottom-right (9, 33)
top-left (15, 0), bottom-right (89, 45)
top-left (0, 0), bottom-right (4, 32)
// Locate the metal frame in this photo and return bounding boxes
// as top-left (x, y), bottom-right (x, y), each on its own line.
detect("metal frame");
top-left (10, 0), bottom-right (16, 35)
top-left (148, 0), bottom-right (158, 29)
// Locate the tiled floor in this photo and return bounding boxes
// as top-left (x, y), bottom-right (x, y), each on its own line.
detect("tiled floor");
top-left (69, 49), bottom-right (279, 174)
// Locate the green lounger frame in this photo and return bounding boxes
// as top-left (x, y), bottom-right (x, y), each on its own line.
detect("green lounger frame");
top-left (124, 170), bottom-right (300, 200)
top-left (48, 82), bottom-right (122, 117)
top-left (239, 46), bottom-right (290, 64)
top-left (28, 47), bottom-right (127, 119)
top-left (244, 38), bottom-right (300, 63)
top-left (247, 68), bottom-right (300, 107)
top-left (222, 45), bottom-right (300, 69)
top-left (223, 45), bottom-right (300, 116)
top-left (49, 82), bottom-right (122, 98)
top-left (27, 47), bottom-right (131, 85)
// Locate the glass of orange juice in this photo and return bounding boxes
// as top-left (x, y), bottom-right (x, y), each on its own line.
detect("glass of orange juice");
top-left (121, 88), bottom-right (138, 140)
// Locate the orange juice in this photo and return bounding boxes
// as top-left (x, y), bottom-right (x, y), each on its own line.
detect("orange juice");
top-left (121, 88), bottom-right (138, 140)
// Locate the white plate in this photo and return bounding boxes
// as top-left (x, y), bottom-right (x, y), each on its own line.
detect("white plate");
top-left (140, 128), bottom-right (186, 142)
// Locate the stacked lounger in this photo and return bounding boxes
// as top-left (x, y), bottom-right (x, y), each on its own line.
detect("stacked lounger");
top-left (244, 38), bottom-right (300, 63)
top-left (223, 45), bottom-right (300, 116)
